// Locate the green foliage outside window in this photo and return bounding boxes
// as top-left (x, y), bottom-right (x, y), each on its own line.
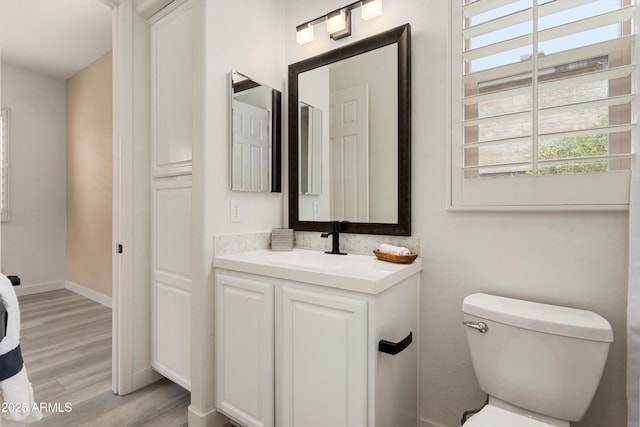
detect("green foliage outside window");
top-left (533, 117), bottom-right (609, 175)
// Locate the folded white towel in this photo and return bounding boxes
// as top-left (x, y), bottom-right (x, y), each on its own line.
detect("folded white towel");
top-left (379, 243), bottom-right (411, 256)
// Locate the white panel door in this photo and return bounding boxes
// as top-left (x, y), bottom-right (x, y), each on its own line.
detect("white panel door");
top-left (150, 0), bottom-right (193, 177)
top-left (330, 84), bottom-right (369, 222)
top-left (151, 177), bottom-right (192, 389)
top-left (216, 273), bottom-right (274, 427)
top-left (232, 100), bottom-right (270, 192)
top-left (279, 286), bottom-right (368, 427)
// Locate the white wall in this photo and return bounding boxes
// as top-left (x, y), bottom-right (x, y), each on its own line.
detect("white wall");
top-left (0, 63), bottom-right (67, 290)
top-left (190, 0), bottom-right (286, 423)
top-left (285, 1), bottom-right (628, 427)
top-left (202, 0), bottom-right (285, 237)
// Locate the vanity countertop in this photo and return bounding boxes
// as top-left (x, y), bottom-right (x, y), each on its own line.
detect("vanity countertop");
top-left (213, 248), bottom-right (422, 295)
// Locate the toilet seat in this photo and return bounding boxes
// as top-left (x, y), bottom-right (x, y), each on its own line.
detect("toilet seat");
top-left (464, 405), bottom-right (557, 427)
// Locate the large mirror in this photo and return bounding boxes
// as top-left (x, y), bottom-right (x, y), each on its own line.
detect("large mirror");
top-left (288, 24), bottom-right (411, 235)
top-left (230, 71), bottom-right (282, 192)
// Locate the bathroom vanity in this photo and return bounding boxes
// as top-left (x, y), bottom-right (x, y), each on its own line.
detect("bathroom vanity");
top-left (213, 249), bottom-right (421, 427)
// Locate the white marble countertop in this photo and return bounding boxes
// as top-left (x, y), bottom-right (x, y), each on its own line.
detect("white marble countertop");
top-left (213, 248), bottom-right (422, 294)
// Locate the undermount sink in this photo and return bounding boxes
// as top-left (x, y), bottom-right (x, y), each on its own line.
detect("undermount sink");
top-left (214, 248), bottom-right (422, 294)
top-left (265, 251), bottom-right (357, 271)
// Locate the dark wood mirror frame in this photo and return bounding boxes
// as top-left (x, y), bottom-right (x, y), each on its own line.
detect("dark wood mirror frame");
top-left (288, 23), bottom-right (411, 235)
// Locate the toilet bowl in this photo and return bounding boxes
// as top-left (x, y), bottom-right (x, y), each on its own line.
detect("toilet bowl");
top-left (462, 293), bottom-right (613, 426)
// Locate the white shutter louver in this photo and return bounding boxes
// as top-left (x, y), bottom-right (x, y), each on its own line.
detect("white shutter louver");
top-left (461, 0), bottom-right (635, 181)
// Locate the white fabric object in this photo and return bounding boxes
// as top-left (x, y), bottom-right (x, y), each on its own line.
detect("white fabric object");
top-left (379, 243), bottom-right (411, 256)
top-left (0, 275), bottom-right (41, 424)
top-left (1, 367), bottom-right (40, 424)
top-left (0, 276), bottom-right (19, 356)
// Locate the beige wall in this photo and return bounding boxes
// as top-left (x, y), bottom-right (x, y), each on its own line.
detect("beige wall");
top-left (66, 52), bottom-right (112, 297)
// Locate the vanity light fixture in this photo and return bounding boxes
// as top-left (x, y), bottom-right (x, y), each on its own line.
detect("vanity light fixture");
top-left (361, 0), bottom-right (383, 21)
top-left (326, 8), bottom-right (351, 40)
top-left (296, 22), bottom-right (314, 45)
top-left (296, 0), bottom-right (383, 45)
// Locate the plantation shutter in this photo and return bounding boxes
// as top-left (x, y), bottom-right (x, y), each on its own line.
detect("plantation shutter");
top-left (452, 0), bottom-right (636, 208)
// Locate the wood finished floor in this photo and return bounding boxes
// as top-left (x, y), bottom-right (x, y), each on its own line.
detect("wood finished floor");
top-left (18, 289), bottom-right (190, 427)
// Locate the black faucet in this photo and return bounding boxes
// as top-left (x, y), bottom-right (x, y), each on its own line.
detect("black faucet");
top-left (321, 221), bottom-right (347, 255)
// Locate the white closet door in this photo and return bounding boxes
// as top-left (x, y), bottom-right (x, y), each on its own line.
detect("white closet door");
top-left (149, 0), bottom-right (193, 391)
top-left (151, 177), bottom-right (192, 390)
top-left (279, 286), bottom-right (368, 427)
top-left (150, 0), bottom-right (193, 177)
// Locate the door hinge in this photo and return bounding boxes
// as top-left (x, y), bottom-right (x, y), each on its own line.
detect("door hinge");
top-left (117, 244), bottom-right (123, 254)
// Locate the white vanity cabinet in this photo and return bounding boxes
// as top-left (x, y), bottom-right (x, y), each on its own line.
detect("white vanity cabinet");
top-left (214, 249), bottom-right (420, 427)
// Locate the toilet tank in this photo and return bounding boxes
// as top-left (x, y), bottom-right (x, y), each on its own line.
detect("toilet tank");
top-left (462, 293), bottom-right (613, 422)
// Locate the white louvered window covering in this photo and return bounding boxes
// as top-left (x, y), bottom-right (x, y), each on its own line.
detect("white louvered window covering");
top-left (0, 109), bottom-right (8, 221)
top-left (451, 0), bottom-right (636, 208)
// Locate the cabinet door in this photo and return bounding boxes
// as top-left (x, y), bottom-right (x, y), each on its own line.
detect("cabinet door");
top-left (279, 286), bottom-right (368, 427)
top-left (151, 178), bottom-right (192, 390)
top-left (216, 273), bottom-right (274, 427)
top-left (150, 0), bottom-right (193, 177)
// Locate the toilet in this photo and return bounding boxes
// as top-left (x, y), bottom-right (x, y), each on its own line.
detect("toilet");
top-left (461, 293), bottom-right (613, 426)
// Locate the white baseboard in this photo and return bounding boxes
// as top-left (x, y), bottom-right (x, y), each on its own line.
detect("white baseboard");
top-left (13, 280), bottom-right (65, 296)
top-left (188, 406), bottom-right (230, 427)
top-left (65, 281), bottom-right (112, 308)
top-left (421, 417), bottom-right (450, 427)
top-left (13, 280), bottom-right (112, 309)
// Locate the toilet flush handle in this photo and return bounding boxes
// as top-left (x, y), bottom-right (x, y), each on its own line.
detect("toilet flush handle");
top-left (463, 321), bottom-right (488, 333)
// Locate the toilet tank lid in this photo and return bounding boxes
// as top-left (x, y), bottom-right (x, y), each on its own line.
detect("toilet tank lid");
top-left (462, 293), bottom-right (613, 342)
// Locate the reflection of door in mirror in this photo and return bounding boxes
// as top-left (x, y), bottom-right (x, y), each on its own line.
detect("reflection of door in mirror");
top-left (232, 100), bottom-right (270, 191)
top-left (299, 103), bottom-right (322, 196)
top-left (330, 84), bottom-right (369, 222)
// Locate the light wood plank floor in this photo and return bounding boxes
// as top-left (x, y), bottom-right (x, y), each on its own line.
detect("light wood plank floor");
top-left (17, 289), bottom-right (190, 427)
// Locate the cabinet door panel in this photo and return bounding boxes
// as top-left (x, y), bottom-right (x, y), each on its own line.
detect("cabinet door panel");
top-left (153, 281), bottom-right (191, 389)
top-left (150, 0), bottom-right (192, 177)
top-left (151, 179), bottom-right (192, 389)
top-left (153, 181), bottom-right (191, 279)
top-left (280, 287), bottom-right (367, 427)
top-left (216, 273), bottom-right (274, 427)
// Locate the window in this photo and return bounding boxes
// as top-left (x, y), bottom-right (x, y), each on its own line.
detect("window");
top-left (0, 109), bottom-right (9, 221)
top-left (451, 0), bottom-right (636, 208)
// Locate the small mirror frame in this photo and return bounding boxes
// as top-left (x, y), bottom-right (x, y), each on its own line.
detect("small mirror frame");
top-left (230, 71), bottom-right (282, 193)
top-left (288, 24), bottom-right (411, 235)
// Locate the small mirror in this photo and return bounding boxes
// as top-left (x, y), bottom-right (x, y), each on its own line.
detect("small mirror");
top-left (230, 71), bottom-right (282, 192)
top-left (299, 102), bottom-right (323, 196)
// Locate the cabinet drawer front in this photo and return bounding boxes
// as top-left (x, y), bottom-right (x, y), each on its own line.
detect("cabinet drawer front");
top-left (216, 273), bottom-right (274, 427)
top-left (280, 287), bottom-right (368, 427)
